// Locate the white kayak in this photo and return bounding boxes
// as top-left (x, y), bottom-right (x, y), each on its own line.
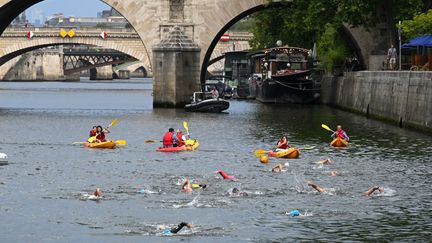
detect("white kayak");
top-left (0, 153), bottom-right (8, 165)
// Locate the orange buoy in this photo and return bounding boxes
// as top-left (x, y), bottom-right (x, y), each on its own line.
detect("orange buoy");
top-left (260, 155), bottom-right (269, 164)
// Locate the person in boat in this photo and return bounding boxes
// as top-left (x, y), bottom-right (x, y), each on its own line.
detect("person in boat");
top-left (307, 181), bottom-right (327, 193)
top-left (211, 85), bottom-right (219, 99)
top-left (89, 126), bottom-right (97, 138)
top-left (162, 128), bottom-right (179, 148)
top-left (231, 187), bottom-right (248, 196)
top-left (95, 125), bottom-right (110, 143)
top-left (364, 186), bottom-right (384, 196)
top-left (159, 222), bottom-right (193, 236)
top-left (175, 129), bottom-right (186, 147)
top-left (276, 136), bottom-right (289, 151)
top-left (272, 163), bottom-right (286, 172)
top-left (331, 125), bottom-right (350, 142)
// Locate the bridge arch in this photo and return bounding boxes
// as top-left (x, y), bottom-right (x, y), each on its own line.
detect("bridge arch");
top-left (0, 0), bottom-right (153, 72)
top-left (199, 1), bottom-right (368, 82)
top-left (0, 36), bottom-right (151, 73)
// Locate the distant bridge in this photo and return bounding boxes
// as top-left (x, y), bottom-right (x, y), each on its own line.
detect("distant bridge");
top-left (0, 27), bottom-right (151, 74)
top-left (63, 48), bottom-right (136, 75)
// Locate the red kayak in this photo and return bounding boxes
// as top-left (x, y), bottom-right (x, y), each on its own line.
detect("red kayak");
top-left (156, 140), bottom-right (199, 152)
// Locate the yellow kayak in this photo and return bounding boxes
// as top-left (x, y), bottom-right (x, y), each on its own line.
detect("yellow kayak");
top-left (84, 141), bottom-right (116, 149)
top-left (268, 147), bottom-right (300, 158)
top-left (330, 138), bottom-right (349, 147)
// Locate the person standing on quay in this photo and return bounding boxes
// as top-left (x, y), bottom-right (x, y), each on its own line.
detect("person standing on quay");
top-left (387, 44), bottom-right (398, 70)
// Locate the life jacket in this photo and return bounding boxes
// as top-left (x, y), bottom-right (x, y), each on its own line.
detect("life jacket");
top-left (89, 130), bottom-right (97, 137)
top-left (336, 130), bottom-right (346, 140)
top-left (163, 132), bottom-right (174, 146)
top-left (277, 140), bottom-right (288, 149)
top-left (96, 132), bottom-right (106, 142)
top-left (177, 132), bottom-right (184, 146)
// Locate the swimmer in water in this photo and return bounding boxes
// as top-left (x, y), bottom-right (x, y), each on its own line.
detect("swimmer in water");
top-left (217, 170), bottom-right (238, 181)
top-left (182, 179), bottom-right (192, 193)
top-left (364, 186), bottom-right (384, 196)
top-left (84, 187), bottom-right (102, 200)
top-left (231, 187), bottom-right (248, 196)
top-left (316, 158), bottom-right (331, 165)
top-left (158, 222), bottom-right (193, 236)
top-left (330, 170), bottom-right (339, 176)
top-left (272, 163), bottom-right (285, 172)
top-left (307, 181), bottom-right (327, 193)
top-left (287, 209), bottom-right (303, 217)
top-left (191, 182), bottom-right (207, 189)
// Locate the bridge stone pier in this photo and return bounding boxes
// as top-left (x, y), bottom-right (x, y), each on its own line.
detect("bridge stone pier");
top-left (0, 0), bottom-right (391, 107)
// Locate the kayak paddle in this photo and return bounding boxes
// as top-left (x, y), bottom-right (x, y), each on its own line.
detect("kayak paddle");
top-left (183, 121), bottom-right (190, 137)
top-left (321, 124), bottom-right (335, 133)
top-left (145, 140), bottom-right (159, 143)
top-left (88, 118), bottom-right (119, 143)
top-left (254, 150), bottom-right (268, 156)
top-left (115, 140), bottom-right (126, 146)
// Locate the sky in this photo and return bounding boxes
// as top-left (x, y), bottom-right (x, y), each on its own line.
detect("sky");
top-left (25, 0), bottom-right (109, 22)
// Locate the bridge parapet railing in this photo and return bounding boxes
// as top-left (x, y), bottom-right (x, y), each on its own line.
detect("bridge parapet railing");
top-left (1, 27), bottom-right (140, 38)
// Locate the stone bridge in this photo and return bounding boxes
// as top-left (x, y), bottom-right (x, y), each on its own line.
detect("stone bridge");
top-left (0, 27), bottom-right (151, 74)
top-left (0, 0), bottom-right (389, 81)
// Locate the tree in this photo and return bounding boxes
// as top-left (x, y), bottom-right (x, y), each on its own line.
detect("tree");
top-left (317, 24), bottom-right (350, 73)
top-left (399, 9), bottom-right (432, 39)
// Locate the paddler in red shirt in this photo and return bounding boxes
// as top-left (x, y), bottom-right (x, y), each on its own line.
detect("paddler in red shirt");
top-left (95, 125), bottom-right (110, 143)
top-left (331, 125), bottom-right (350, 142)
top-left (276, 136), bottom-right (289, 151)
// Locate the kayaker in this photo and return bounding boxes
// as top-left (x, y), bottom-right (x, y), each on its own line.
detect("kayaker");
top-left (89, 126), bottom-right (97, 137)
top-left (176, 129), bottom-right (185, 147)
top-left (331, 125), bottom-right (350, 142)
top-left (276, 136), bottom-right (289, 151)
top-left (364, 186), bottom-right (384, 196)
top-left (162, 128), bottom-right (178, 148)
top-left (158, 222), bottom-right (193, 236)
top-left (307, 181), bottom-right (327, 193)
top-left (95, 125), bottom-right (110, 143)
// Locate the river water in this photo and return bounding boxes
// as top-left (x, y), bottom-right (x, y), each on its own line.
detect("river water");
top-left (0, 78), bottom-right (431, 242)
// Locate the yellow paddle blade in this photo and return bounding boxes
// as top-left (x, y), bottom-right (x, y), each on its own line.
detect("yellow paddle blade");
top-left (254, 150), bottom-right (268, 156)
top-left (72, 142), bottom-right (86, 145)
top-left (109, 118), bottom-right (119, 127)
top-left (183, 121), bottom-right (189, 133)
top-left (115, 140), bottom-right (126, 146)
top-left (145, 140), bottom-right (157, 143)
top-left (185, 139), bottom-right (195, 146)
top-left (88, 135), bottom-right (97, 143)
top-left (321, 124), bottom-right (334, 133)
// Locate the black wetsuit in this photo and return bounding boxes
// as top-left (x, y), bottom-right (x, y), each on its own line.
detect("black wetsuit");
top-left (170, 222), bottom-right (188, 234)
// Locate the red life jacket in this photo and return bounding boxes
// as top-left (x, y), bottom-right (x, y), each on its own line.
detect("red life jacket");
top-left (163, 132), bottom-right (174, 146)
top-left (177, 132), bottom-right (184, 146)
top-left (336, 130), bottom-right (346, 140)
top-left (90, 130), bottom-right (97, 137)
top-left (278, 140), bottom-right (288, 149)
top-left (96, 132), bottom-right (106, 142)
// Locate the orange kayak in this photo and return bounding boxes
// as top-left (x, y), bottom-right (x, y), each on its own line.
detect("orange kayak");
top-left (268, 147), bottom-right (300, 159)
top-left (84, 141), bottom-right (116, 149)
top-left (330, 138), bottom-right (349, 147)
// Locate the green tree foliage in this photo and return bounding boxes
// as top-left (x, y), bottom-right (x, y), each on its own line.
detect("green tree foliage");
top-left (399, 9), bottom-right (432, 39)
top-left (248, 0), bottom-right (430, 72)
top-left (317, 24), bottom-right (350, 73)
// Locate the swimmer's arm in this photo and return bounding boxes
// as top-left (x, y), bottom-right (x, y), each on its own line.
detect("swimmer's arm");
top-left (307, 181), bottom-right (326, 193)
top-left (170, 222), bottom-right (192, 234)
top-left (364, 186), bottom-right (380, 196)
